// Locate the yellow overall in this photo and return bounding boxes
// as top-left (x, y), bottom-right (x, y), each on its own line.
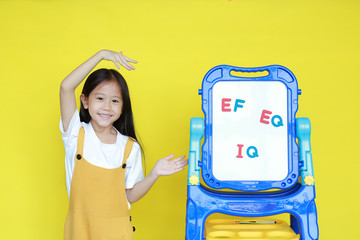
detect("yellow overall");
top-left (64, 127), bottom-right (134, 240)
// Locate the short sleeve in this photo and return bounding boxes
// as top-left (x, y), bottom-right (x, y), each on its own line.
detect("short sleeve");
top-left (59, 109), bottom-right (81, 146)
top-left (125, 142), bottom-right (144, 189)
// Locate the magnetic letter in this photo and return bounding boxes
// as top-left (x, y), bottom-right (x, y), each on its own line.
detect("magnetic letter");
top-left (247, 146), bottom-right (259, 158)
top-left (271, 115), bottom-right (284, 127)
top-left (234, 99), bottom-right (246, 112)
top-left (236, 144), bottom-right (244, 158)
top-left (222, 98), bottom-right (231, 112)
top-left (260, 110), bottom-right (272, 124)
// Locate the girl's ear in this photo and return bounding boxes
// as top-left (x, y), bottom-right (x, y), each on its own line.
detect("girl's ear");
top-left (80, 94), bottom-right (89, 109)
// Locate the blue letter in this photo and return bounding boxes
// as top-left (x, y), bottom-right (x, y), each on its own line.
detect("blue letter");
top-left (271, 115), bottom-right (283, 127)
top-left (234, 99), bottom-right (246, 112)
top-left (247, 146), bottom-right (259, 158)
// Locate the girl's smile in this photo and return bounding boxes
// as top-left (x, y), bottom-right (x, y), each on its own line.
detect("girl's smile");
top-left (98, 113), bottom-right (113, 119)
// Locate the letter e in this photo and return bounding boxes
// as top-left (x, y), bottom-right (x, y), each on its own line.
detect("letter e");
top-left (222, 98), bottom-right (231, 112)
top-left (260, 110), bottom-right (272, 124)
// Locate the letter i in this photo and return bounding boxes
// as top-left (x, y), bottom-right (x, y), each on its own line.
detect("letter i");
top-left (236, 144), bottom-right (244, 158)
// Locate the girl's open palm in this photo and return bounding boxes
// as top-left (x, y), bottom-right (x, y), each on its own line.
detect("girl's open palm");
top-left (153, 154), bottom-right (188, 177)
top-left (101, 50), bottom-right (137, 70)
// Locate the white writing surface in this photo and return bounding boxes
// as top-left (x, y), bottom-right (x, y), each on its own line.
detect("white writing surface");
top-left (212, 81), bottom-right (288, 181)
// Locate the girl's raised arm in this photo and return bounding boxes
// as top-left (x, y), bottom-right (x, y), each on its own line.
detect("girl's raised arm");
top-left (59, 50), bottom-right (137, 131)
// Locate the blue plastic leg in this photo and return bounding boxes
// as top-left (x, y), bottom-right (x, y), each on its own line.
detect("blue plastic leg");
top-left (185, 197), bottom-right (207, 240)
top-left (292, 201), bottom-right (318, 240)
top-left (185, 198), bottom-right (197, 239)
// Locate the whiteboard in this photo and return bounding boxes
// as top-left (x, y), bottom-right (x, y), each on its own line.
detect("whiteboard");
top-left (212, 81), bottom-right (288, 181)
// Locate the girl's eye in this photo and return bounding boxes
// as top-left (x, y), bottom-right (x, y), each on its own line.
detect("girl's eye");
top-left (112, 99), bottom-right (119, 103)
top-left (97, 97), bottom-right (103, 101)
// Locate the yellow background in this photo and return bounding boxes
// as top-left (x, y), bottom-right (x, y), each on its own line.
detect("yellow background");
top-left (0, 0), bottom-right (359, 239)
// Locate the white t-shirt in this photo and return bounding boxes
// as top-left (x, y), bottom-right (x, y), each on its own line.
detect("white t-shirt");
top-left (60, 110), bottom-right (144, 208)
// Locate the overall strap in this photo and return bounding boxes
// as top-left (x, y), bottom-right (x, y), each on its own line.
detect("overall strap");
top-left (76, 127), bottom-right (85, 158)
top-left (122, 137), bottom-right (135, 164)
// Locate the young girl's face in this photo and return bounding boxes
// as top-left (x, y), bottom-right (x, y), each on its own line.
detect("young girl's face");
top-left (81, 79), bottom-right (123, 130)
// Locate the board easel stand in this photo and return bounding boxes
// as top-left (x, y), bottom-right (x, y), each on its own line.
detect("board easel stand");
top-left (185, 65), bottom-right (319, 240)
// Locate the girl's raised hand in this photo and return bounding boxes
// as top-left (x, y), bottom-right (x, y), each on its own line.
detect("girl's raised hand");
top-left (100, 50), bottom-right (137, 70)
top-left (152, 154), bottom-right (188, 177)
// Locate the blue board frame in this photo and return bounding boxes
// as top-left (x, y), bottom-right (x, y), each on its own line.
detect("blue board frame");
top-left (199, 65), bottom-right (301, 191)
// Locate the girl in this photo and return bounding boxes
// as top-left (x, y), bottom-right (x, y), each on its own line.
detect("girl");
top-left (60, 49), bottom-right (188, 240)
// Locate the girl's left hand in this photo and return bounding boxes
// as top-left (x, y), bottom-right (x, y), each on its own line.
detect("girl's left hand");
top-left (152, 154), bottom-right (188, 177)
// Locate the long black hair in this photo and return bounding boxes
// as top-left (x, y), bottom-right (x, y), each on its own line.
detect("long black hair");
top-left (80, 68), bottom-right (145, 170)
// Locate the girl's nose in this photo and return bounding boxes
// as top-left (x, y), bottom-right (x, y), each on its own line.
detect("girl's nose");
top-left (103, 100), bottom-right (111, 110)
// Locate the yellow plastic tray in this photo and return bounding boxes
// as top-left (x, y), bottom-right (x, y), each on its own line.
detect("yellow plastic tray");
top-left (205, 218), bottom-right (300, 240)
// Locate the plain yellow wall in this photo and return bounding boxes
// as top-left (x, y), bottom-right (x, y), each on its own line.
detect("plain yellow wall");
top-left (0, 0), bottom-right (359, 239)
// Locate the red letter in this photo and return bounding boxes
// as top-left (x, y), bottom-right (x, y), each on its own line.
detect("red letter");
top-left (236, 144), bottom-right (244, 158)
top-left (222, 98), bottom-right (231, 112)
top-left (260, 110), bottom-right (272, 124)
